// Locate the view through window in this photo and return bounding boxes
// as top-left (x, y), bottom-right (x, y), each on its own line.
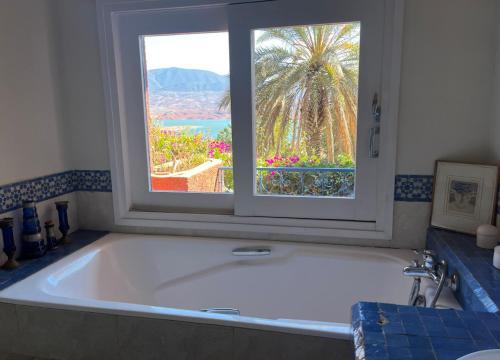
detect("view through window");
top-left (143, 32), bottom-right (233, 193)
top-left (143, 23), bottom-right (360, 198)
top-left (251, 23), bottom-right (360, 198)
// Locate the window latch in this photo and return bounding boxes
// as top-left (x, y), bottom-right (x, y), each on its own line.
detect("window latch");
top-left (369, 93), bottom-right (381, 158)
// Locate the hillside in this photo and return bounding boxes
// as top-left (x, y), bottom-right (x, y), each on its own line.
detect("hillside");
top-left (147, 67), bottom-right (230, 120)
top-left (147, 67), bottom-right (229, 92)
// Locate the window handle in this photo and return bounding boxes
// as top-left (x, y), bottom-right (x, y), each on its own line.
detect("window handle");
top-left (369, 93), bottom-right (381, 158)
top-left (372, 93), bottom-right (381, 123)
top-left (369, 126), bottom-right (380, 158)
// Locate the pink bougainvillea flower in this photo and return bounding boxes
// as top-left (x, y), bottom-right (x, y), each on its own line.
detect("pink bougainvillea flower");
top-left (289, 155), bottom-right (300, 163)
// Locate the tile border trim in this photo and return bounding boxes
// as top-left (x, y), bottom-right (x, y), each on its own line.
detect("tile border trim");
top-left (0, 170), bottom-right (111, 214)
top-left (394, 175), bottom-right (434, 202)
top-left (0, 171), bottom-right (499, 215)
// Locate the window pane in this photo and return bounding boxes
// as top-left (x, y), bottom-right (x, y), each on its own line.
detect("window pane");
top-left (253, 23), bottom-right (359, 197)
top-left (142, 32), bottom-right (233, 193)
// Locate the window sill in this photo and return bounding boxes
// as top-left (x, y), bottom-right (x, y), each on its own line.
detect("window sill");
top-left (115, 208), bottom-right (393, 242)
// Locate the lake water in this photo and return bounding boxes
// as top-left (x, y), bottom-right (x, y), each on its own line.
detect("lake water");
top-left (157, 119), bottom-right (231, 138)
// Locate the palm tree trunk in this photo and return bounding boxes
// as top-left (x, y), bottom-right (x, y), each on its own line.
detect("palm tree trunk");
top-left (291, 105), bottom-right (301, 153)
top-left (320, 89), bottom-right (335, 162)
top-left (309, 127), bottom-right (323, 157)
top-left (339, 106), bottom-right (354, 158)
top-left (325, 119), bottom-right (335, 162)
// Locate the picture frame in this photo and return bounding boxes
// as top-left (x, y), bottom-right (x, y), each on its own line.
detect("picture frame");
top-left (431, 161), bottom-right (499, 235)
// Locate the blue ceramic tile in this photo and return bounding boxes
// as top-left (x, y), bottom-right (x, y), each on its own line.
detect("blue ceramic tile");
top-left (364, 331), bottom-right (386, 345)
top-left (364, 344), bottom-right (390, 359)
top-left (0, 170), bottom-right (113, 215)
top-left (383, 312), bottom-right (401, 323)
top-left (402, 322), bottom-right (426, 336)
top-left (408, 348), bottom-right (434, 360)
top-left (441, 317), bottom-right (464, 328)
top-left (430, 337), bottom-right (477, 351)
top-left (387, 347), bottom-right (412, 359)
top-left (416, 307), bottom-right (439, 317)
top-left (407, 336), bottom-right (431, 348)
top-left (427, 228), bottom-right (500, 313)
top-left (352, 302), bottom-right (500, 360)
top-left (354, 225), bottom-right (500, 360)
top-left (397, 305), bottom-right (419, 314)
top-left (386, 334), bottom-right (409, 347)
top-left (394, 175), bottom-right (433, 202)
top-left (435, 349), bottom-right (477, 360)
top-left (445, 326), bottom-right (471, 339)
top-left (382, 322), bottom-right (405, 334)
top-left (490, 330), bottom-right (500, 343)
top-left (379, 303), bottom-right (398, 313)
top-left (73, 170), bottom-right (112, 192)
top-left (359, 302), bottom-right (380, 312)
top-left (482, 318), bottom-right (500, 331)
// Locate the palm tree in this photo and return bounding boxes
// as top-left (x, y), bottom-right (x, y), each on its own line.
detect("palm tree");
top-left (221, 24), bottom-right (359, 162)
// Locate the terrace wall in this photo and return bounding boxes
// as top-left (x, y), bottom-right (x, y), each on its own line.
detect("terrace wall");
top-left (151, 160), bottom-right (223, 192)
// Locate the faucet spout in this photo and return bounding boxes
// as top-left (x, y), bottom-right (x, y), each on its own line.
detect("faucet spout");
top-left (403, 250), bottom-right (458, 308)
top-left (403, 266), bottom-right (439, 282)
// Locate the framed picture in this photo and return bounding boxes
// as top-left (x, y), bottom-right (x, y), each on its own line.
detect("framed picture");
top-left (431, 161), bottom-right (499, 235)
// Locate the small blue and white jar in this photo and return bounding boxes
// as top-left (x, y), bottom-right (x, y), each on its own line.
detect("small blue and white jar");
top-left (21, 200), bottom-right (46, 258)
top-left (55, 201), bottom-right (71, 244)
top-left (0, 217), bottom-right (19, 269)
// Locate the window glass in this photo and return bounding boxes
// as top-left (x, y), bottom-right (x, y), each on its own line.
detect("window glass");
top-left (142, 32), bottom-right (233, 193)
top-left (251, 23), bottom-right (360, 197)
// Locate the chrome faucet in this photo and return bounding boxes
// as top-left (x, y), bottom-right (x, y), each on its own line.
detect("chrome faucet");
top-left (403, 250), bottom-right (458, 308)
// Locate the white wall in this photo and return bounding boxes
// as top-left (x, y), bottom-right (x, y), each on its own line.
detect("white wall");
top-left (55, 0), bottom-right (499, 175)
top-left (55, 0), bottom-right (109, 170)
top-left (397, 0), bottom-right (497, 174)
top-left (16, 0), bottom-right (498, 249)
top-left (0, 1), bottom-right (81, 265)
top-left (492, 2), bottom-right (500, 163)
top-left (393, 0), bottom-right (499, 247)
top-left (0, 0), bottom-right (71, 185)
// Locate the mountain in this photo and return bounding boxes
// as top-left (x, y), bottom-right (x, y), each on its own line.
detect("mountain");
top-left (149, 91), bottom-right (230, 120)
top-left (147, 67), bottom-right (229, 93)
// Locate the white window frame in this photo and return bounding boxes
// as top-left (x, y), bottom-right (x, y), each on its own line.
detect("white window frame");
top-left (96, 0), bottom-right (404, 242)
top-left (230, 0), bottom-right (383, 221)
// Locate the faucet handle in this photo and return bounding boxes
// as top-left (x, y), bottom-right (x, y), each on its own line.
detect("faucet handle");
top-left (413, 249), bottom-right (436, 257)
top-left (413, 249), bottom-right (437, 269)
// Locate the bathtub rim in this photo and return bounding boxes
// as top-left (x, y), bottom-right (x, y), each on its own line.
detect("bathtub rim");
top-left (0, 232), bottom-right (417, 340)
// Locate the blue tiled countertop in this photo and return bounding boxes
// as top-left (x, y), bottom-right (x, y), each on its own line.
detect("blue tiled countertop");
top-left (352, 228), bottom-right (500, 360)
top-left (352, 302), bottom-right (500, 360)
top-left (0, 230), bottom-right (107, 290)
top-left (427, 228), bottom-right (500, 312)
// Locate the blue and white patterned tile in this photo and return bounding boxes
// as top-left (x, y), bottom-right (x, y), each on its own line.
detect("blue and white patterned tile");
top-left (74, 170), bottom-right (112, 192)
top-left (0, 170), bottom-right (113, 215)
top-left (394, 175), bottom-right (434, 202)
top-left (0, 171), bottom-right (497, 215)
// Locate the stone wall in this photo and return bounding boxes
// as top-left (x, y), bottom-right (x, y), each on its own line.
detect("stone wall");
top-left (151, 159), bottom-right (223, 192)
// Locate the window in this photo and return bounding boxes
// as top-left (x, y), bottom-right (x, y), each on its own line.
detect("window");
top-left (98, 0), bottom-right (403, 238)
top-left (142, 32), bottom-right (233, 193)
top-left (252, 23), bottom-right (360, 199)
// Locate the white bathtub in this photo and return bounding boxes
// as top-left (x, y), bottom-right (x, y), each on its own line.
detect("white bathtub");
top-left (0, 234), bottom-right (449, 339)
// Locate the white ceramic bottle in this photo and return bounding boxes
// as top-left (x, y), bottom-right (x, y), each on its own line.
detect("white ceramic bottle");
top-left (476, 224), bottom-right (499, 249)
